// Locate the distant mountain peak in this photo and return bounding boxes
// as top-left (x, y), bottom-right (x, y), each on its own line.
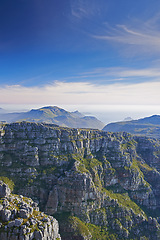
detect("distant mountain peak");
top-left (123, 117), bottom-right (133, 121)
top-left (71, 110), bottom-right (84, 118)
top-left (40, 106), bottom-right (62, 110)
top-left (0, 106), bottom-right (105, 130)
top-left (39, 106), bottom-right (67, 112)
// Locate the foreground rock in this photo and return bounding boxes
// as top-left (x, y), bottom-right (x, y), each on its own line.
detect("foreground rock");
top-left (0, 181), bottom-right (61, 240)
top-left (0, 180), bottom-right (11, 198)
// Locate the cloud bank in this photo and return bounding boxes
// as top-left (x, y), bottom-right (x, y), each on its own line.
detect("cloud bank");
top-left (0, 80), bottom-right (160, 105)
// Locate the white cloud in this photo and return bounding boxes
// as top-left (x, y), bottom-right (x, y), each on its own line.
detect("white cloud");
top-left (76, 66), bottom-right (160, 83)
top-left (70, 0), bottom-right (91, 19)
top-left (70, 0), bottom-right (102, 21)
top-left (106, 67), bottom-right (160, 78)
top-left (0, 80), bottom-right (160, 105)
top-left (93, 16), bottom-right (160, 54)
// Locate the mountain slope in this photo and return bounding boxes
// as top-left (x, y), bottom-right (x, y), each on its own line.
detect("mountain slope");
top-left (103, 115), bottom-right (160, 138)
top-left (0, 106), bottom-right (105, 129)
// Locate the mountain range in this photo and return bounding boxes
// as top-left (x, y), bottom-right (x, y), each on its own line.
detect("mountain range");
top-left (103, 114), bottom-right (160, 138)
top-left (0, 106), bottom-right (105, 129)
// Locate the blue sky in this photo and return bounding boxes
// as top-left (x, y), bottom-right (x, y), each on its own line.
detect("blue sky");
top-left (1, 0), bottom-right (160, 109)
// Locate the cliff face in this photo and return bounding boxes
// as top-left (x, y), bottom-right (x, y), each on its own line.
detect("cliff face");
top-left (0, 180), bottom-right (61, 240)
top-left (1, 122), bottom-right (160, 239)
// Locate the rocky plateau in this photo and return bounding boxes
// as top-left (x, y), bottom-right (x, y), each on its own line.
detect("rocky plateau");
top-left (0, 122), bottom-right (160, 239)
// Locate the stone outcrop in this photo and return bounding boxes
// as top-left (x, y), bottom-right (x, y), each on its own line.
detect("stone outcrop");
top-left (0, 180), bottom-right (11, 198)
top-left (0, 180), bottom-right (61, 240)
top-left (1, 122), bottom-right (160, 239)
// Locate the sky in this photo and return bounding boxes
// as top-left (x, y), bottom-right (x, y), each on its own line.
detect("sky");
top-left (1, 0), bottom-right (160, 122)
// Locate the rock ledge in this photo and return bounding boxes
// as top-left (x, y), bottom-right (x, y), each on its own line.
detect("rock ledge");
top-left (0, 181), bottom-right (61, 240)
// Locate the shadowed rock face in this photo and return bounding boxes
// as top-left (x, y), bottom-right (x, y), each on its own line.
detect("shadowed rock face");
top-left (0, 181), bottom-right (61, 240)
top-left (1, 122), bottom-right (160, 239)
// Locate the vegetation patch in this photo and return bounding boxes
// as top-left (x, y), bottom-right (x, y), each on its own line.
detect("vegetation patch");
top-left (68, 216), bottom-right (91, 238)
top-left (121, 139), bottom-right (137, 150)
top-left (87, 223), bottom-right (118, 240)
top-left (103, 188), bottom-right (145, 216)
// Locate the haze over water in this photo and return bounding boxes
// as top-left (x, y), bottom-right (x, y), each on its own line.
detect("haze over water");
top-left (63, 105), bottom-right (160, 124)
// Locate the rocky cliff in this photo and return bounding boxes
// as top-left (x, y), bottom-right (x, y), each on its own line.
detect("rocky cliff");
top-left (0, 180), bottom-right (61, 240)
top-left (1, 122), bottom-right (160, 239)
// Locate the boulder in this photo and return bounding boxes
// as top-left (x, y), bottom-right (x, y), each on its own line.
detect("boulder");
top-left (0, 181), bottom-right (11, 198)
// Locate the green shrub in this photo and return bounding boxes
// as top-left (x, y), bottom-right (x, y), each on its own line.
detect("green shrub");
top-left (68, 216), bottom-right (91, 238)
